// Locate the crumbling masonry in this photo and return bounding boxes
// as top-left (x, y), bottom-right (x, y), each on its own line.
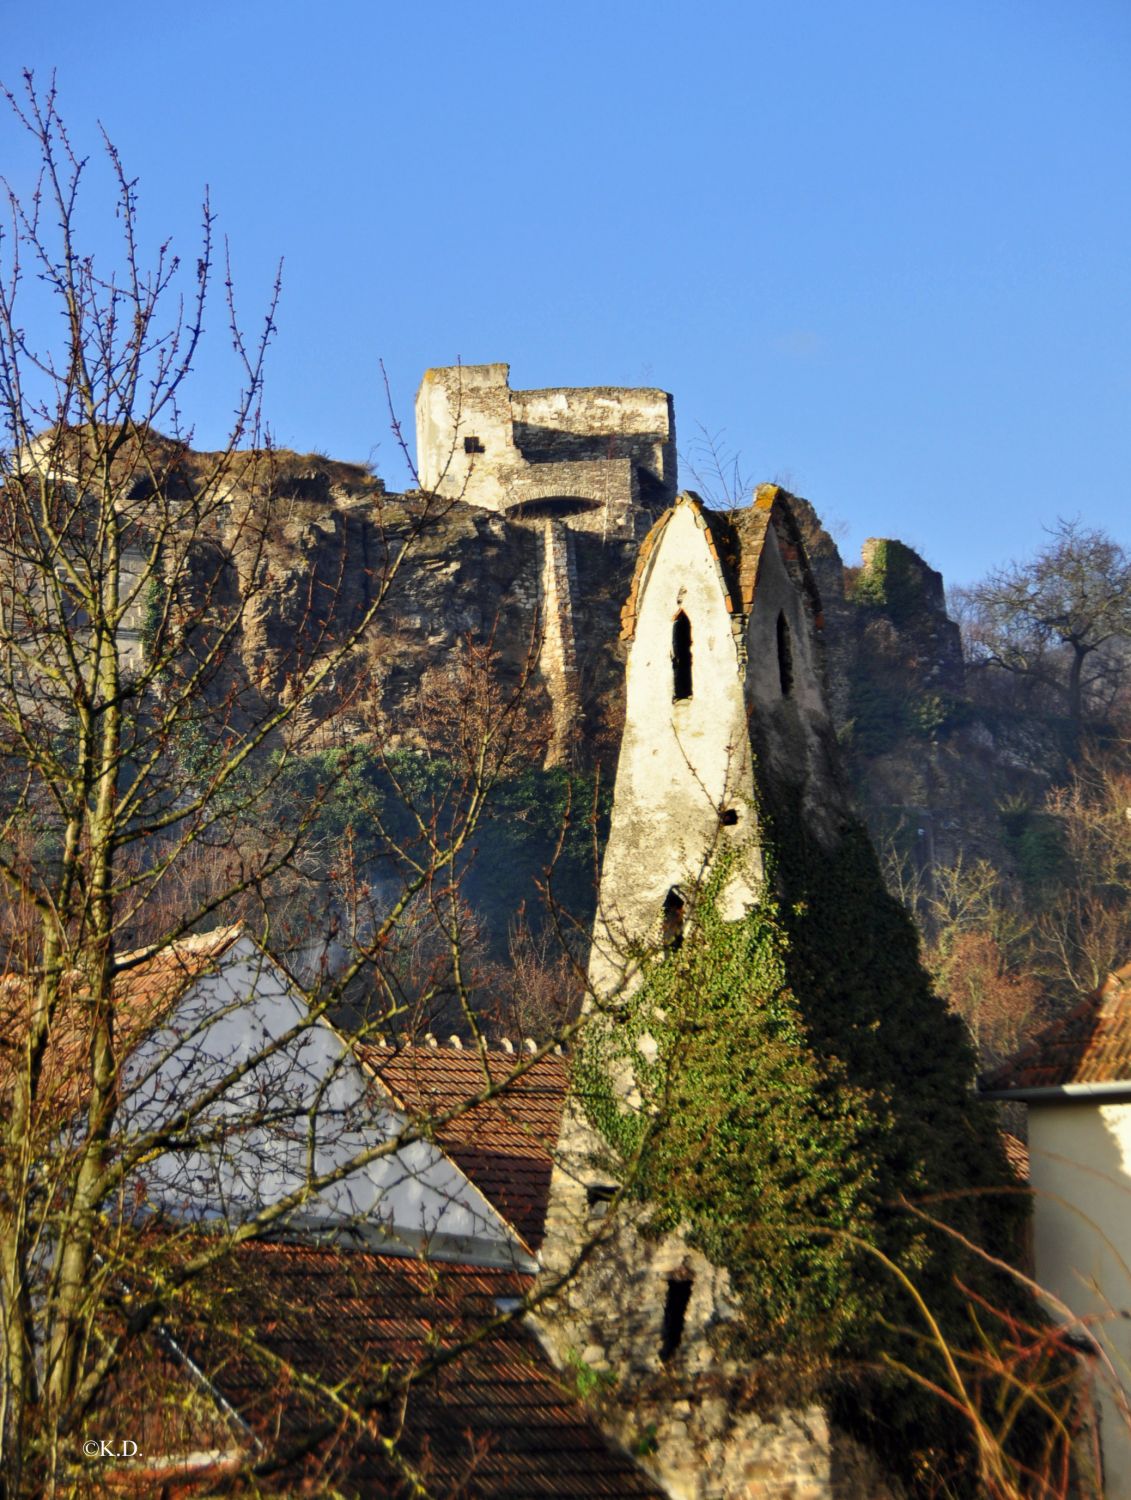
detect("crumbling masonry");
top-left (415, 364), bottom-right (677, 764)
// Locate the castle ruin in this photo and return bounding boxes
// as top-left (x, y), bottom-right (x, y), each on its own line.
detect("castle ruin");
top-left (415, 364), bottom-right (678, 765)
top-left (414, 363), bottom-right (677, 535)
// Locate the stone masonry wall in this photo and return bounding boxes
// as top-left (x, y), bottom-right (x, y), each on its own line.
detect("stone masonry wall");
top-left (538, 518), bottom-right (583, 767)
top-left (414, 364), bottom-right (676, 535)
top-left (536, 1107), bottom-right (902, 1500)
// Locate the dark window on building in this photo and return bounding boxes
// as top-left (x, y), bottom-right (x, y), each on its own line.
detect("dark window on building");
top-left (660, 1277), bottom-right (693, 1362)
top-left (776, 611), bottom-right (793, 697)
top-left (672, 611), bottom-right (692, 700)
top-left (586, 1183), bottom-right (617, 1220)
top-left (720, 807), bottom-right (739, 826)
top-left (662, 887), bottom-right (686, 951)
top-left (463, 435), bottom-right (485, 454)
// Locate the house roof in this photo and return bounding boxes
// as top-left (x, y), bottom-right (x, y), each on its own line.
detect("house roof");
top-left (359, 1042), bottom-right (569, 1253)
top-left (982, 962), bottom-right (1131, 1095)
top-left (134, 1239), bottom-right (662, 1498)
top-left (1001, 1132), bottom-right (1030, 1181)
top-left (3, 926), bottom-right (247, 1106)
top-left (112, 924), bottom-right (246, 1011)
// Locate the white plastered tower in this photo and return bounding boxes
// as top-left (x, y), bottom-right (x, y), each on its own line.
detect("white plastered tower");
top-left (536, 488), bottom-right (865, 1500)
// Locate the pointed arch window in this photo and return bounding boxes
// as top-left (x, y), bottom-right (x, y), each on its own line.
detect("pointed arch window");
top-left (672, 611), bottom-right (692, 700)
top-left (776, 611), bottom-right (793, 698)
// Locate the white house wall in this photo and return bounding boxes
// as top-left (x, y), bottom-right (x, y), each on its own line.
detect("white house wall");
top-left (1028, 1101), bottom-right (1131, 1496)
top-left (123, 939), bottom-right (530, 1268)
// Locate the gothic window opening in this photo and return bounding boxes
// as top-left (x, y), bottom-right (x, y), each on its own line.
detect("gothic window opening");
top-left (672, 610), bottom-right (693, 700)
top-left (660, 1277), bottom-right (693, 1362)
top-left (662, 887), bottom-right (686, 952)
top-left (776, 611), bottom-right (794, 698)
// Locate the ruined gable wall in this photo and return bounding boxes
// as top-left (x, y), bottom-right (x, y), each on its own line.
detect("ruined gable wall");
top-left (742, 521), bottom-right (850, 848)
top-left (587, 500), bottom-right (760, 1000)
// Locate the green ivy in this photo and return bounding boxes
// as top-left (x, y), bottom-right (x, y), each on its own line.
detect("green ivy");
top-left (849, 538), bottom-right (932, 625)
top-left (576, 779), bottom-right (1039, 1492)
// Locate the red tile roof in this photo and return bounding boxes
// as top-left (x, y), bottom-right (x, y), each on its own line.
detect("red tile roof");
top-left (982, 962), bottom-right (1131, 1094)
top-left (1000, 1132), bottom-right (1030, 1182)
top-left (144, 1239), bottom-right (661, 1498)
top-left (359, 1044), bottom-right (569, 1253)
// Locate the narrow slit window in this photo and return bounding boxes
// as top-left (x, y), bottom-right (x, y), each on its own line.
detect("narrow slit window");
top-left (672, 610), bottom-right (693, 700)
top-left (662, 887), bottom-right (686, 952)
top-left (776, 611), bottom-right (793, 698)
top-left (660, 1278), bottom-right (693, 1361)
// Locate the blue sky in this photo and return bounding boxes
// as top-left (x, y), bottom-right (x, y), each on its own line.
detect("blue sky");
top-left (5, 0), bottom-right (1129, 587)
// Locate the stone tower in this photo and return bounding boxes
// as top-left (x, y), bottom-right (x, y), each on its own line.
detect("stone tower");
top-left (414, 363), bottom-right (677, 535)
top-left (537, 488), bottom-right (890, 1499)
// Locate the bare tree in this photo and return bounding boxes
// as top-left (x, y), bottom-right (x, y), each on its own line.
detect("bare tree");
top-left (959, 518), bottom-right (1131, 737)
top-left (1035, 739), bottom-right (1131, 1000)
top-left (0, 77), bottom-right (597, 1497)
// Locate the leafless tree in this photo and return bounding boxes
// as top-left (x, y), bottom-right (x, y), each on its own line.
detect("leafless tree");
top-left (0, 77), bottom-right (600, 1498)
top-left (958, 518), bottom-right (1131, 737)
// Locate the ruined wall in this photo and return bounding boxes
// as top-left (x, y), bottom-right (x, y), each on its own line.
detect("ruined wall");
top-left (537, 518), bottom-right (582, 767)
top-left (414, 364), bottom-right (676, 535)
top-left (537, 1120), bottom-right (830, 1500)
top-left (587, 498), bottom-right (761, 1001)
top-left (538, 1106), bottom-right (902, 1500)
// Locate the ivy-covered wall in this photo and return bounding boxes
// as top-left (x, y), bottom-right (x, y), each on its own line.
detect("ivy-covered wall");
top-left (566, 779), bottom-right (1042, 1496)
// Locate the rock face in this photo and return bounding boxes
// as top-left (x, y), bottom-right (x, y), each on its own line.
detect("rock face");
top-left (786, 504), bottom-right (1059, 877)
top-left (127, 441), bottom-right (1058, 896)
top-left (153, 457), bottom-right (638, 764)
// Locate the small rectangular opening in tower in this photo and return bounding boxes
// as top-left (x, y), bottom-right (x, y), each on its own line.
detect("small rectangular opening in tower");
top-left (586, 1183), bottom-right (617, 1220)
top-left (660, 1277), bottom-right (693, 1362)
top-left (463, 435), bottom-right (485, 454)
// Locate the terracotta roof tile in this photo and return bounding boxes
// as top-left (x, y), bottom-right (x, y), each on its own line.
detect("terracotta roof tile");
top-left (359, 1045), bottom-right (569, 1252)
top-left (152, 1240), bottom-right (662, 1497)
top-left (1000, 1132), bottom-right (1030, 1181)
top-left (982, 962), bottom-right (1131, 1093)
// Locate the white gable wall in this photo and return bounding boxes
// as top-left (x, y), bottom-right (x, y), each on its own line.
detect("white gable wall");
top-left (1028, 1100), bottom-right (1131, 1496)
top-left (123, 938), bottom-right (532, 1269)
top-left (589, 503), bottom-right (762, 997)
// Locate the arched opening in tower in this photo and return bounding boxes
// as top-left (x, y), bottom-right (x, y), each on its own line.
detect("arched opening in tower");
top-left (672, 610), bottom-right (693, 700)
top-left (509, 495), bottom-right (601, 521)
top-left (776, 611), bottom-right (793, 698)
top-left (662, 887), bottom-right (686, 951)
top-left (660, 1276), bottom-right (693, 1361)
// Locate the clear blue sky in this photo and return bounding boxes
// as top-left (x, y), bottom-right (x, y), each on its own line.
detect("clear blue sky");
top-left (5, 0), bottom-right (1129, 587)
